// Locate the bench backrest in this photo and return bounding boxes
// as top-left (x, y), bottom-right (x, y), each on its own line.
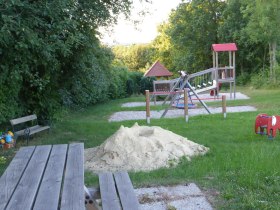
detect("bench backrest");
top-left (10, 114), bottom-right (37, 126)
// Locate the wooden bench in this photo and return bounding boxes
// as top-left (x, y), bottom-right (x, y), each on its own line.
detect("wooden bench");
top-left (10, 114), bottom-right (50, 144)
top-left (99, 171), bottom-right (140, 210)
top-left (0, 143), bottom-right (85, 210)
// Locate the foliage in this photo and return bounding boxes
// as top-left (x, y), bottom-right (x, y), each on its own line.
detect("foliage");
top-left (218, 0), bottom-right (268, 76)
top-left (139, 76), bottom-right (156, 94)
top-left (0, 0), bottom-right (134, 124)
top-left (164, 0), bottom-right (226, 72)
top-left (149, 0), bottom-right (280, 86)
top-left (112, 44), bottom-right (155, 72)
top-left (108, 66), bottom-right (129, 99)
top-left (152, 22), bottom-right (174, 71)
top-left (242, 0), bottom-right (280, 82)
top-left (127, 71), bottom-right (143, 95)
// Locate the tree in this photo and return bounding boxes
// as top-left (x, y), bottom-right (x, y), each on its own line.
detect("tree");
top-left (218, 0), bottom-right (268, 79)
top-left (0, 0), bottom-right (135, 123)
top-left (152, 22), bottom-right (174, 71)
top-left (112, 44), bottom-right (155, 72)
top-left (243, 0), bottom-right (280, 82)
top-left (166, 0), bottom-right (226, 72)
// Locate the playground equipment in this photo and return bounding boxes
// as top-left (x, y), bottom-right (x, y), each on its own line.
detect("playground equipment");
top-left (145, 89), bottom-right (227, 123)
top-left (255, 113), bottom-right (280, 139)
top-left (151, 43), bottom-right (237, 118)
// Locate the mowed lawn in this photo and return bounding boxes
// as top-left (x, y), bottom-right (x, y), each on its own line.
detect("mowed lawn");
top-left (2, 87), bottom-right (280, 209)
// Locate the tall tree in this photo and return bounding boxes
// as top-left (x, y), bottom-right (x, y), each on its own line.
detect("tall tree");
top-left (243, 0), bottom-right (280, 82)
top-left (166, 0), bottom-right (226, 73)
top-left (218, 0), bottom-right (268, 77)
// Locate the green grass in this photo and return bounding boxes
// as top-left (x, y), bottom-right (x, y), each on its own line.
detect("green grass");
top-left (1, 87), bottom-right (280, 209)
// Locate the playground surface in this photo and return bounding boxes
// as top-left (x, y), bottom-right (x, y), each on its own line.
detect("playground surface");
top-left (121, 92), bottom-right (249, 107)
top-left (109, 105), bottom-right (256, 122)
top-left (109, 92), bottom-right (255, 122)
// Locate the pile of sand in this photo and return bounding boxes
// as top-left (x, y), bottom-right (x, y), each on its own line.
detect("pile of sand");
top-left (84, 123), bottom-right (209, 172)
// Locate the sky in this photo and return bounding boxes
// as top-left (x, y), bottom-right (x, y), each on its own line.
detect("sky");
top-left (100, 0), bottom-right (183, 45)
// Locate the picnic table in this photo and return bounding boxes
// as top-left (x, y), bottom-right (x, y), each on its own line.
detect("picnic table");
top-left (0, 143), bottom-right (85, 210)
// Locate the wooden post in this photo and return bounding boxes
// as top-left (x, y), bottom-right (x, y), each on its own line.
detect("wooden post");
top-left (145, 90), bottom-right (150, 124)
top-left (222, 95), bottom-right (226, 118)
top-left (184, 88), bottom-right (189, 122)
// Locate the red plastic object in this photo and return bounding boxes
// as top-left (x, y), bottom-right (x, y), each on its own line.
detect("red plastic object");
top-left (255, 113), bottom-right (280, 138)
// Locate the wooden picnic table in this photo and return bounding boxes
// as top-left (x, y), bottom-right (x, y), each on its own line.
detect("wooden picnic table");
top-left (0, 143), bottom-right (85, 210)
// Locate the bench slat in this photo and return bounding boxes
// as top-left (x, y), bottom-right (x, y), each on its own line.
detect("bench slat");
top-left (33, 144), bottom-right (68, 210)
top-left (10, 114), bottom-right (37, 125)
top-left (14, 125), bottom-right (41, 136)
top-left (29, 125), bottom-right (50, 135)
top-left (99, 172), bottom-right (122, 210)
top-left (5, 145), bottom-right (52, 210)
top-left (0, 146), bottom-right (35, 210)
top-left (114, 171), bottom-right (140, 210)
top-left (60, 143), bottom-right (85, 210)
top-left (14, 125), bottom-right (50, 137)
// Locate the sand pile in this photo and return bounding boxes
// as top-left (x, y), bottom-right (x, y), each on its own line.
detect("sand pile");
top-left (85, 123), bottom-right (209, 172)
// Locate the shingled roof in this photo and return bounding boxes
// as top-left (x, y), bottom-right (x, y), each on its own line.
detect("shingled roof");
top-left (144, 61), bottom-right (173, 77)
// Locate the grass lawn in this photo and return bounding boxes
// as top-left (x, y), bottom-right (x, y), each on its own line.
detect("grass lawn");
top-left (1, 86), bottom-right (280, 209)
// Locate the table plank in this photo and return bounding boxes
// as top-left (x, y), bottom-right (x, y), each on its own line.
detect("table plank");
top-left (60, 143), bottom-right (85, 210)
top-left (5, 145), bottom-right (52, 210)
top-left (33, 144), bottom-right (68, 210)
top-left (99, 172), bottom-right (122, 210)
top-left (0, 146), bottom-right (35, 209)
top-left (114, 171), bottom-right (139, 210)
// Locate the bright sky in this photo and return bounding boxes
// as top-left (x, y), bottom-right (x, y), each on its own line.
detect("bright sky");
top-left (100, 0), bottom-right (184, 45)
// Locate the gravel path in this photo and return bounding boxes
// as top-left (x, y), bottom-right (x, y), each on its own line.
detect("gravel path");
top-left (109, 105), bottom-right (257, 122)
top-left (121, 92), bottom-right (249, 108)
top-left (110, 92), bottom-right (255, 122)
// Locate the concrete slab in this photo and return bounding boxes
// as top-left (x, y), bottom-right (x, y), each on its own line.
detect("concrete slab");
top-left (136, 183), bottom-right (213, 210)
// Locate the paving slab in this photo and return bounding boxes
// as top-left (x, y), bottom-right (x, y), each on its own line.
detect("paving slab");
top-left (136, 183), bottom-right (213, 210)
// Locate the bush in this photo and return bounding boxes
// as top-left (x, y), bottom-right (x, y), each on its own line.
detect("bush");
top-left (127, 71), bottom-right (143, 95)
top-left (236, 72), bottom-right (251, 85)
top-left (140, 77), bottom-right (156, 94)
top-left (108, 66), bottom-right (129, 99)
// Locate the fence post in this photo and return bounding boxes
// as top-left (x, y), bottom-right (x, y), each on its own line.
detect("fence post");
top-left (184, 88), bottom-right (189, 122)
top-left (146, 90), bottom-right (150, 124)
top-left (222, 95), bottom-right (226, 118)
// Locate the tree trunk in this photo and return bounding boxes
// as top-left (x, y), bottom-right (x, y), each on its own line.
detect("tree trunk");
top-left (269, 42), bottom-right (273, 81)
top-left (272, 41), bottom-right (277, 83)
top-left (269, 41), bottom-right (277, 83)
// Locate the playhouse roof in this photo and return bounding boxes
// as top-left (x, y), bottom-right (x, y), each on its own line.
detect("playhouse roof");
top-left (144, 61), bottom-right (173, 77)
top-left (212, 43), bottom-right (238, 52)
